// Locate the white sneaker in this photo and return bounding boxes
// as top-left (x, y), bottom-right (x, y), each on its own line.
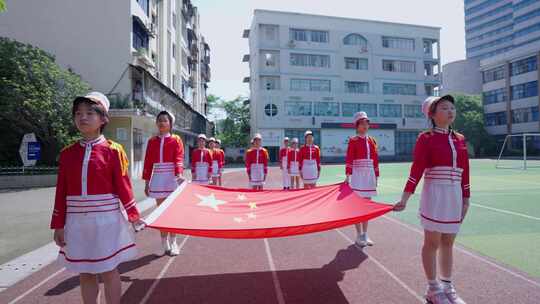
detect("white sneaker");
top-left (426, 286), bottom-right (451, 304)
top-left (169, 237), bottom-right (180, 256)
top-left (442, 282), bottom-right (466, 304)
top-left (355, 234), bottom-right (368, 248)
top-left (364, 234), bottom-right (374, 246)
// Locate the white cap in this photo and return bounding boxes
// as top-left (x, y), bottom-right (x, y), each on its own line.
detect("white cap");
top-left (208, 137), bottom-right (216, 142)
top-left (422, 96), bottom-right (439, 119)
top-left (353, 111), bottom-right (369, 124)
top-left (253, 133), bottom-right (262, 140)
top-left (166, 111), bottom-right (176, 125)
top-left (291, 137), bottom-right (299, 143)
top-left (76, 92), bottom-right (110, 112)
top-left (283, 137), bottom-right (290, 142)
top-left (197, 134), bottom-right (207, 140)
top-left (304, 130), bottom-right (313, 137)
top-left (216, 139), bottom-right (222, 145)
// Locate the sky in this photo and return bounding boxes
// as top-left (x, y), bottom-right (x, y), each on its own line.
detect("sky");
top-left (193, 0), bottom-right (466, 102)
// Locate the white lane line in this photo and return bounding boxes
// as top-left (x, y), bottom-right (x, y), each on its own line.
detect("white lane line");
top-left (382, 215), bottom-right (540, 288)
top-left (139, 236), bottom-right (190, 304)
top-left (470, 203), bottom-right (540, 221)
top-left (263, 239), bottom-right (286, 304)
top-left (335, 229), bottom-right (424, 303)
top-left (7, 268), bottom-right (65, 304)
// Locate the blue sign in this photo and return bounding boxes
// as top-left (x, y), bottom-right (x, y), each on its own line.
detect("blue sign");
top-left (27, 142), bottom-right (41, 161)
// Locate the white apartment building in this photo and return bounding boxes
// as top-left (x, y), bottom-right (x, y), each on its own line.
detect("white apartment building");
top-left (243, 10), bottom-right (441, 161)
top-left (0, 0), bottom-right (212, 177)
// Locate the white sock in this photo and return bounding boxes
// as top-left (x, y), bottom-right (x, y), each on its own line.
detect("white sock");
top-left (428, 280), bottom-right (440, 289)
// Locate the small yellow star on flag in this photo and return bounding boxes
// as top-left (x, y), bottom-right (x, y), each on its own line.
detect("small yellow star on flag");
top-left (247, 213), bottom-right (257, 219)
top-left (248, 202), bottom-right (257, 210)
top-left (233, 217), bottom-right (245, 223)
top-left (237, 194), bottom-right (247, 201)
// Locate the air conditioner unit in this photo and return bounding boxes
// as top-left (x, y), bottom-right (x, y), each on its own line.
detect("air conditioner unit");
top-left (287, 40), bottom-right (296, 48)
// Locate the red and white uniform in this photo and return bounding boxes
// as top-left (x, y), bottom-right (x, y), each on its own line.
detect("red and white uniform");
top-left (245, 148), bottom-right (269, 186)
top-left (404, 127), bottom-right (471, 234)
top-left (211, 148), bottom-right (225, 177)
top-left (279, 147), bottom-right (291, 187)
top-left (346, 135), bottom-right (379, 198)
top-left (299, 144), bottom-right (321, 185)
top-left (191, 148), bottom-right (213, 184)
top-left (287, 148), bottom-right (300, 177)
top-left (143, 134), bottom-right (184, 198)
top-left (50, 136), bottom-right (140, 274)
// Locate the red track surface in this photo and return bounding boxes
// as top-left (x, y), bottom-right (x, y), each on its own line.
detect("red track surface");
top-left (1, 168), bottom-right (539, 303)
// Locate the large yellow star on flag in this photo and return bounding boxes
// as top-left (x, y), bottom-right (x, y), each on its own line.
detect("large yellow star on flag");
top-left (196, 193), bottom-right (227, 211)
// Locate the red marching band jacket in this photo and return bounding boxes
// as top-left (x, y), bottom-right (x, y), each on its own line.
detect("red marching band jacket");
top-left (245, 148), bottom-right (269, 175)
top-left (191, 148), bottom-right (213, 174)
top-left (142, 134), bottom-right (184, 181)
top-left (404, 130), bottom-right (471, 198)
top-left (212, 148), bottom-right (225, 170)
top-left (287, 148), bottom-right (300, 169)
top-left (298, 145), bottom-right (321, 172)
top-left (345, 136), bottom-right (380, 177)
top-left (51, 138), bottom-right (140, 229)
top-left (279, 147), bottom-right (290, 166)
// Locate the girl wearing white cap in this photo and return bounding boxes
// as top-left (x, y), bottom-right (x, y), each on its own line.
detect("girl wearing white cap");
top-left (215, 139), bottom-right (225, 186)
top-left (345, 111), bottom-right (379, 248)
top-left (208, 137), bottom-right (220, 186)
top-left (299, 130), bottom-right (321, 189)
top-left (191, 134), bottom-right (213, 184)
top-left (245, 133), bottom-right (269, 190)
top-left (142, 111), bottom-right (184, 256)
top-left (279, 137), bottom-right (291, 190)
top-left (287, 138), bottom-right (301, 189)
top-left (51, 92), bottom-right (143, 304)
top-left (394, 95), bottom-right (470, 304)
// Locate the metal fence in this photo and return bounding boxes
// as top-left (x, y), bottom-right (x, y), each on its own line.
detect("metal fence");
top-left (0, 166), bottom-right (58, 176)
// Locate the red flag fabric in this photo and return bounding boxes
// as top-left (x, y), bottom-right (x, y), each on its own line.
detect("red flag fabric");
top-left (142, 182), bottom-right (393, 239)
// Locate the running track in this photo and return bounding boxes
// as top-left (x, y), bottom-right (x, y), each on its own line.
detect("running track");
top-left (1, 167), bottom-right (539, 303)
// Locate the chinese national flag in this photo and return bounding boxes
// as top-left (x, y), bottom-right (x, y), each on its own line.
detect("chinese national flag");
top-left (143, 182), bottom-right (393, 239)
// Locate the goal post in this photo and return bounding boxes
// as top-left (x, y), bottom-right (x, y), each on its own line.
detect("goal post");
top-left (495, 133), bottom-right (540, 169)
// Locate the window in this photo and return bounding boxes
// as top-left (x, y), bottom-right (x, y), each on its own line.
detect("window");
top-left (466, 0), bottom-right (505, 15)
top-left (342, 103), bottom-right (377, 117)
top-left (311, 30), bottom-right (329, 43)
top-left (511, 81), bottom-right (538, 100)
top-left (137, 0), bottom-right (149, 16)
top-left (290, 53), bottom-right (330, 68)
top-left (345, 81), bottom-right (369, 94)
top-left (532, 106), bottom-right (539, 121)
top-left (290, 29), bottom-right (329, 43)
top-left (285, 101), bottom-right (312, 116)
top-left (261, 24), bottom-right (278, 41)
top-left (345, 57), bottom-right (368, 70)
top-left (379, 104), bottom-right (402, 118)
top-left (314, 102), bottom-right (339, 116)
top-left (466, 14), bottom-right (513, 34)
top-left (425, 84), bottom-right (439, 96)
top-left (383, 60), bottom-right (416, 73)
top-left (512, 107), bottom-right (535, 124)
top-left (261, 50), bottom-right (279, 67)
top-left (483, 88), bottom-right (506, 105)
top-left (343, 34), bottom-right (368, 48)
top-left (285, 129), bottom-right (321, 146)
top-left (510, 56), bottom-right (537, 76)
top-left (383, 83), bottom-right (416, 95)
top-left (172, 43), bottom-right (176, 59)
top-left (404, 105), bottom-right (423, 118)
top-left (261, 76), bottom-right (280, 90)
top-left (290, 79), bottom-right (331, 92)
top-left (382, 36), bottom-right (415, 50)
top-left (485, 111), bottom-right (507, 126)
top-left (467, 24), bottom-right (513, 44)
top-left (265, 104), bottom-right (278, 117)
top-left (132, 20), bottom-right (149, 50)
top-left (466, 3), bottom-right (512, 25)
top-left (483, 66), bottom-right (505, 83)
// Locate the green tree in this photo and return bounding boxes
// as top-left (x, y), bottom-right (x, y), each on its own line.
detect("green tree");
top-left (452, 94), bottom-right (497, 156)
top-left (0, 38), bottom-right (92, 166)
top-left (211, 96), bottom-right (250, 148)
top-left (0, 0), bottom-right (6, 12)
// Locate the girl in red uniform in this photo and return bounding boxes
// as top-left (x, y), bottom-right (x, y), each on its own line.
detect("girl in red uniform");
top-left (394, 95), bottom-right (470, 304)
top-left (287, 138), bottom-right (301, 189)
top-left (245, 133), bottom-right (269, 190)
top-left (142, 111), bottom-right (184, 256)
top-left (345, 111), bottom-right (379, 247)
top-left (299, 130), bottom-right (321, 189)
top-left (208, 137), bottom-right (219, 185)
top-left (279, 137), bottom-right (291, 190)
top-left (51, 92), bottom-right (142, 304)
top-left (215, 139), bottom-right (225, 186)
top-left (191, 134), bottom-right (213, 184)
